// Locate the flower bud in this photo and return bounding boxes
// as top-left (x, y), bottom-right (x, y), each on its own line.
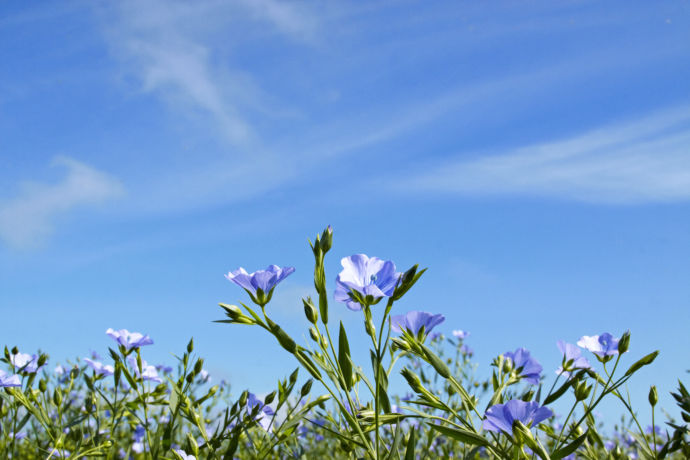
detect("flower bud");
top-left (264, 391), bottom-right (276, 405)
top-left (401, 368), bottom-right (424, 394)
top-left (239, 390), bottom-right (249, 407)
top-left (37, 354), bottom-right (48, 367)
top-left (53, 388), bottom-right (63, 406)
top-left (303, 297), bottom-right (318, 324)
top-left (39, 379), bottom-right (47, 392)
top-left (187, 432), bottom-right (199, 456)
top-left (575, 381), bottom-right (592, 401)
top-left (618, 330), bottom-right (631, 354)
top-left (512, 420), bottom-right (532, 446)
top-left (301, 379), bottom-right (313, 397)
top-left (365, 318), bottom-right (376, 340)
top-left (187, 338), bottom-right (194, 353)
top-left (290, 368), bottom-right (299, 385)
top-left (309, 327), bottom-right (319, 342)
top-left (649, 385), bottom-right (658, 407)
top-left (11, 346), bottom-right (18, 355)
top-left (391, 337), bottom-right (411, 352)
top-left (194, 358), bottom-right (204, 376)
top-left (320, 225), bottom-right (333, 253)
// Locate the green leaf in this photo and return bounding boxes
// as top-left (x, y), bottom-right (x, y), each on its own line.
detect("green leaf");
top-left (405, 429), bottom-right (416, 460)
top-left (427, 423), bottom-right (489, 447)
top-left (544, 378), bottom-right (576, 405)
top-left (338, 321), bottom-right (353, 390)
top-left (169, 385), bottom-right (179, 413)
top-left (624, 351), bottom-right (659, 377)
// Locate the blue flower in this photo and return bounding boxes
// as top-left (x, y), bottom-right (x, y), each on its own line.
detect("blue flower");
top-left (127, 357), bottom-right (162, 383)
top-left (246, 393), bottom-right (274, 431)
top-left (483, 400), bottom-right (553, 435)
top-left (106, 328), bottom-right (153, 350)
top-left (84, 358), bottom-right (114, 377)
top-left (556, 341), bottom-right (591, 377)
top-left (334, 254), bottom-right (401, 311)
top-left (225, 265), bottom-right (295, 306)
top-left (10, 352), bottom-right (42, 374)
top-left (0, 370), bottom-right (21, 388)
top-left (577, 333), bottom-right (620, 357)
top-left (452, 329), bottom-right (470, 340)
top-left (503, 348), bottom-right (542, 385)
top-left (390, 311), bottom-right (445, 338)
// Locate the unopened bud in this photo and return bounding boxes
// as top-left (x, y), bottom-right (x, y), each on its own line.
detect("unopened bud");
top-left (301, 379), bottom-right (313, 397)
top-left (239, 390), bottom-right (248, 406)
top-left (649, 385), bottom-right (658, 407)
top-left (303, 297), bottom-right (318, 324)
top-left (401, 368), bottom-right (424, 394)
top-left (264, 391), bottom-right (276, 405)
top-left (289, 368), bottom-right (299, 384)
top-left (618, 331), bottom-right (631, 354)
top-left (320, 226), bottom-right (333, 253)
top-left (187, 338), bottom-right (194, 353)
top-left (575, 381), bottom-right (592, 401)
top-left (53, 389), bottom-right (63, 406)
top-left (193, 358), bottom-right (204, 375)
top-left (309, 327), bottom-right (319, 342)
top-left (187, 432), bottom-right (199, 456)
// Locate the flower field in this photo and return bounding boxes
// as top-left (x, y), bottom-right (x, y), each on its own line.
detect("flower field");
top-left (1, 227), bottom-right (688, 459)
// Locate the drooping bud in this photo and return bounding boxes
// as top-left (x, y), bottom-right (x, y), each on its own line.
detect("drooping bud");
top-left (309, 327), bottom-right (319, 342)
top-left (303, 297), bottom-right (318, 324)
top-left (401, 368), bottom-right (424, 395)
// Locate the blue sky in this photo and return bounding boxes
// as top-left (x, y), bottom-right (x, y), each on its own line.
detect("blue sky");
top-left (1, 0), bottom-right (689, 420)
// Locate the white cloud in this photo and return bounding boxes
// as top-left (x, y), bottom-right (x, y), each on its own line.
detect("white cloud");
top-left (0, 157), bottom-right (124, 248)
top-left (398, 107), bottom-right (690, 204)
top-left (102, 0), bottom-right (318, 145)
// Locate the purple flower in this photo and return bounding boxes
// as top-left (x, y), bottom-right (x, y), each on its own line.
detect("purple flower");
top-left (483, 400), bottom-right (553, 435)
top-left (106, 328), bottom-right (153, 350)
top-left (556, 341), bottom-right (591, 377)
top-left (246, 393), bottom-right (274, 431)
top-left (334, 254), bottom-right (401, 311)
top-left (452, 330), bottom-right (470, 340)
top-left (10, 352), bottom-right (42, 374)
top-left (503, 348), bottom-right (542, 385)
top-left (577, 333), bottom-right (620, 358)
top-left (225, 265), bottom-right (295, 305)
top-left (84, 358), bottom-right (114, 377)
top-left (390, 311), bottom-right (445, 337)
top-left (156, 364), bottom-right (174, 374)
top-left (0, 370), bottom-right (21, 387)
top-left (460, 345), bottom-right (474, 356)
top-left (127, 357), bottom-right (162, 383)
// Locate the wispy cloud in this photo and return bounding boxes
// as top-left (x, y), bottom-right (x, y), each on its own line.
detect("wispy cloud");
top-left (397, 107), bottom-right (690, 204)
top-left (0, 157), bottom-right (124, 248)
top-left (102, 0), bottom-right (318, 145)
